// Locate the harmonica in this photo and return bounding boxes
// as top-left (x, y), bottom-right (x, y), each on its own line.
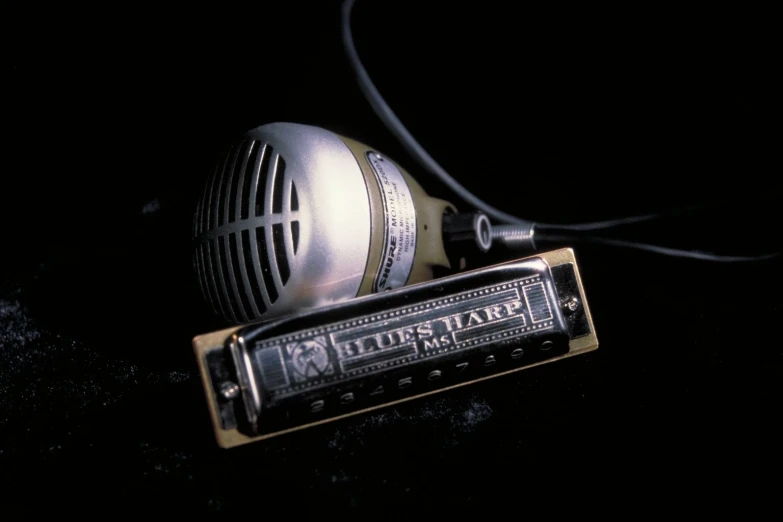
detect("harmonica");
top-left (193, 248), bottom-right (597, 448)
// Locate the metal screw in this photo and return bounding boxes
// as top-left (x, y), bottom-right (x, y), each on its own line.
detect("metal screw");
top-left (219, 381), bottom-right (240, 401)
top-left (562, 296), bottom-right (580, 315)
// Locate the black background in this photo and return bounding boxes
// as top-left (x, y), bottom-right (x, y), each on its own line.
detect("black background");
top-left (3, 0), bottom-right (780, 515)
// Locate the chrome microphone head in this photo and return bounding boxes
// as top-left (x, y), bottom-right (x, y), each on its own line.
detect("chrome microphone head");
top-left (193, 122), bottom-right (456, 324)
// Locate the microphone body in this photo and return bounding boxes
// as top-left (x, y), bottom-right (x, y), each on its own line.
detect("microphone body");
top-left (193, 123), bottom-right (455, 324)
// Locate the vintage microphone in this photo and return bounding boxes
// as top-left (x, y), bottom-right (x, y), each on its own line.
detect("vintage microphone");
top-left (192, 122), bottom-right (520, 325)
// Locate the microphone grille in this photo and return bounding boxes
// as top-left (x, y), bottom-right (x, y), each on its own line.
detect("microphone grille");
top-left (193, 139), bottom-right (301, 324)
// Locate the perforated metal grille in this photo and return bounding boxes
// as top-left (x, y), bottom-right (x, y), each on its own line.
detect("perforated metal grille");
top-left (193, 140), bottom-right (300, 323)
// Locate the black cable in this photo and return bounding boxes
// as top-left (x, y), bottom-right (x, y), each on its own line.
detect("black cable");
top-left (540, 234), bottom-right (780, 262)
top-left (342, 1), bottom-right (693, 233)
top-left (341, 0), bottom-right (532, 226)
top-left (342, 0), bottom-right (777, 262)
top-left (534, 205), bottom-right (705, 232)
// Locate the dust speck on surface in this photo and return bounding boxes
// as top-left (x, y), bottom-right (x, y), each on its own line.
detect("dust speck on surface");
top-left (0, 297), bottom-right (42, 350)
top-left (457, 399), bottom-right (493, 430)
top-left (139, 441), bottom-right (194, 476)
top-left (330, 470), bottom-right (350, 484)
top-left (326, 394), bottom-right (493, 451)
top-left (141, 199), bottom-right (161, 214)
top-left (0, 292), bottom-right (193, 453)
top-left (167, 370), bottom-right (192, 383)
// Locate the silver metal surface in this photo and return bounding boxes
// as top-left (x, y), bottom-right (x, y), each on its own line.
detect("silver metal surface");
top-left (219, 382), bottom-right (240, 401)
top-left (229, 336), bottom-right (261, 433)
top-left (562, 296), bottom-right (580, 314)
top-left (475, 213), bottom-right (492, 252)
top-left (194, 123), bottom-right (372, 323)
top-left (365, 151), bottom-right (418, 292)
top-left (192, 247), bottom-right (599, 448)
top-left (491, 223), bottom-right (537, 251)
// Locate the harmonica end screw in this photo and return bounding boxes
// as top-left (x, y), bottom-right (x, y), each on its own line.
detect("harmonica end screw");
top-left (219, 382), bottom-right (241, 401)
top-left (562, 296), bottom-right (580, 315)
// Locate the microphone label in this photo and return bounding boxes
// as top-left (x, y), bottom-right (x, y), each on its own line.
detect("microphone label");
top-left (366, 151), bottom-right (417, 293)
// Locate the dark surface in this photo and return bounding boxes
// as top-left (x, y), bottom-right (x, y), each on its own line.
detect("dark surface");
top-left (4, 1), bottom-right (780, 515)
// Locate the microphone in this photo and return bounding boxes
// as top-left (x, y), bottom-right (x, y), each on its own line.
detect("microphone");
top-left (193, 122), bottom-right (460, 324)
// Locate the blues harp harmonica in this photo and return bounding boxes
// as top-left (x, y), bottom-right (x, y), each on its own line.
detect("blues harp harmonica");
top-left (193, 248), bottom-right (597, 448)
